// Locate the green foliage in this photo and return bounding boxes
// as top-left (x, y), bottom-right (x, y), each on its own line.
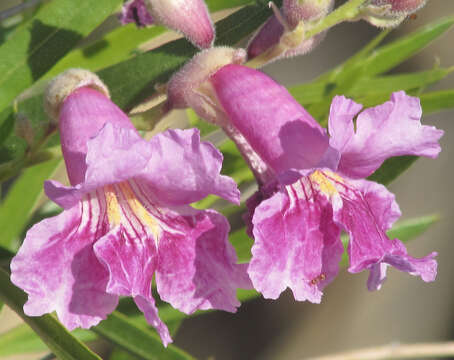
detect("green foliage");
top-left (0, 268), bottom-right (101, 360)
top-left (0, 158), bottom-right (61, 250)
top-left (94, 312), bottom-right (194, 360)
top-left (0, 0), bottom-right (123, 112)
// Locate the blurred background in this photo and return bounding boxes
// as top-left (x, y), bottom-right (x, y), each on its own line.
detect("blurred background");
top-left (0, 1), bottom-right (453, 359)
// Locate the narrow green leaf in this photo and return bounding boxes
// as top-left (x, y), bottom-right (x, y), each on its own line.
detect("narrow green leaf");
top-left (349, 68), bottom-right (454, 97)
top-left (0, 267), bottom-right (101, 360)
top-left (362, 16), bottom-right (454, 77)
top-left (94, 311), bottom-right (195, 360)
top-left (340, 215), bottom-right (439, 266)
top-left (0, 323), bottom-right (95, 357)
top-left (368, 156), bottom-right (418, 186)
top-left (0, 0), bottom-right (123, 111)
top-left (0, 158), bottom-right (61, 250)
top-left (47, 25), bottom-right (167, 77)
top-left (421, 89), bottom-right (454, 114)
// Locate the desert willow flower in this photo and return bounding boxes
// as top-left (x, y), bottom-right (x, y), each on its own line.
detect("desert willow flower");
top-left (166, 58), bottom-right (443, 302)
top-left (10, 69), bottom-right (250, 346)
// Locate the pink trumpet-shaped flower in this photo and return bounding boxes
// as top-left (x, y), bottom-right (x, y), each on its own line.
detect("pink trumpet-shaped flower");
top-left (10, 70), bottom-right (250, 346)
top-left (120, 0), bottom-right (215, 49)
top-left (207, 64), bottom-right (442, 302)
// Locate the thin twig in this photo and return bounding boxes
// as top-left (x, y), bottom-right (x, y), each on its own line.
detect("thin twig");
top-left (307, 342), bottom-right (454, 360)
top-left (0, 0), bottom-right (43, 21)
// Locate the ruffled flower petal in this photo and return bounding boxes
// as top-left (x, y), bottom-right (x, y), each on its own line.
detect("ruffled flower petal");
top-left (331, 176), bottom-right (437, 288)
top-left (141, 128), bottom-right (240, 206)
top-left (10, 198), bottom-right (118, 330)
top-left (93, 226), bottom-right (171, 346)
top-left (46, 125), bottom-right (239, 209)
top-left (211, 64), bottom-right (332, 173)
top-left (156, 209), bottom-right (251, 314)
top-left (329, 92), bottom-right (444, 179)
top-left (248, 176), bottom-right (343, 302)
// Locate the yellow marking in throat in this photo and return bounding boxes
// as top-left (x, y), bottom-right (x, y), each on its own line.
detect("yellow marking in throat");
top-left (309, 170), bottom-right (338, 197)
top-left (105, 185), bottom-right (121, 226)
top-left (118, 182), bottom-right (161, 240)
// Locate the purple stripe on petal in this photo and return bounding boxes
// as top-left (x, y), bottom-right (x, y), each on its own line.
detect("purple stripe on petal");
top-left (329, 91), bottom-right (444, 179)
top-left (248, 178), bottom-right (342, 302)
top-left (10, 196), bottom-right (118, 330)
top-left (331, 177), bottom-right (437, 288)
top-left (93, 226), bottom-right (172, 345)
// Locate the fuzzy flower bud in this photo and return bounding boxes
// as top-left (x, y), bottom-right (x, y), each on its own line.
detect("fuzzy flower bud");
top-left (361, 0), bottom-right (428, 28)
top-left (165, 47), bottom-right (247, 125)
top-left (247, 0), bottom-right (334, 65)
top-left (44, 68), bottom-right (109, 124)
top-left (120, 0), bottom-right (215, 49)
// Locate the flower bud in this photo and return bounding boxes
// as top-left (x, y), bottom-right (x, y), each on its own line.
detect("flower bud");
top-left (119, 0), bottom-right (154, 27)
top-left (361, 0), bottom-right (428, 28)
top-left (165, 47), bottom-right (247, 125)
top-left (44, 69), bottom-right (134, 185)
top-left (120, 0), bottom-right (215, 49)
top-left (44, 68), bottom-right (109, 124)
top-left (283, 0), bottom-right (334, 29)
top-left (247, 0), bottom-right (334, 64)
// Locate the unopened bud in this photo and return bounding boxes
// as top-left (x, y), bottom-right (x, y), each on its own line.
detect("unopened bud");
top-left (15, 113), bottom-right (35, 147)
top-left (44, 68), bottom-right (109, 123)
top-left (247, 0), bottom-right (334, 65)
top-left (148, 0), bottom-right (214, 49)
top-left (361, 0), bottom-right (428, 28)
top-left (119, 0), bottom-right (154, 27)
top-left (283, 0), bottom-right (334, 29)
top-left (165, 47), bottom-right (247, 124)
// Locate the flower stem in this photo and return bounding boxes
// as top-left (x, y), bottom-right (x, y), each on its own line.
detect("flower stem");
top-left (308, 342), bottom-right (454, 360)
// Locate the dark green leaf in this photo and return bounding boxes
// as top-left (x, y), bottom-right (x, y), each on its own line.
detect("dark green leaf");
top-left (0, 0), bottom-right (123, 111)
top-left (362, 16), bottom-right (454, 77)
top-left (0, 267), bottom-right (101, 360)
top-left (368, 156), bottom-right (418, 185)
